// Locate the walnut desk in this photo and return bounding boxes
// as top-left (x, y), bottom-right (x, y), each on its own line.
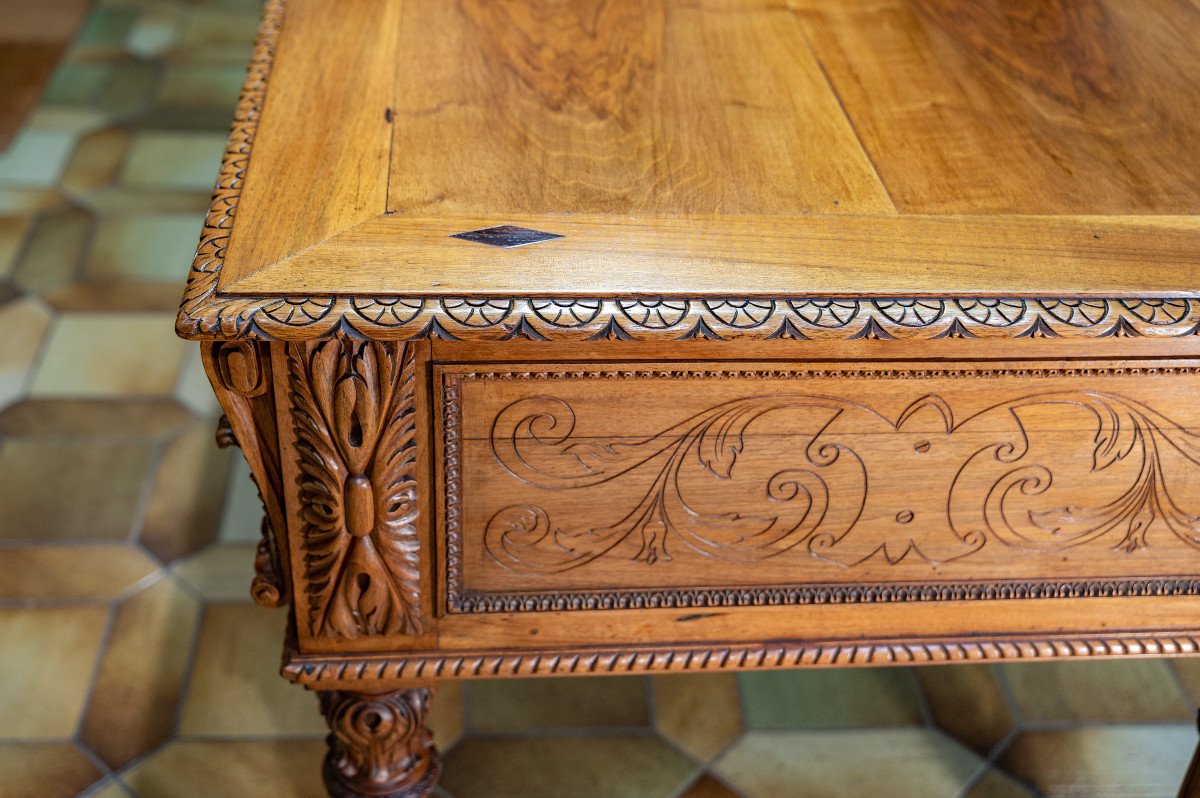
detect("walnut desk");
top-left (176, 1), bottom-right (1200, 795)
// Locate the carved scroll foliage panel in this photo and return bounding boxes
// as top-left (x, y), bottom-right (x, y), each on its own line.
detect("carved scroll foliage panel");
top-left (440, 362), bottom-right (1200, 612)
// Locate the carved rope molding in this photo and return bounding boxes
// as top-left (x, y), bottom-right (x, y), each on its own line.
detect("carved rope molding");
top-left (283, 634), bottom-right (1200, 684)
top-left (443, 366), bottom-right (1200, 613)
top-left (173, 1), bottom-right (1199, 343)
top-left (289, 335), bottom-right (424, 639)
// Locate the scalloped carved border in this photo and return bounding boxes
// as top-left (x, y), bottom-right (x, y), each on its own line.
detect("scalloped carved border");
top-left (174, 0), bottom-right (1200, 344)
top-left (283, 633), bottom-right (1200, 684)
top-left (443, 363), bottom-right (1200, 614)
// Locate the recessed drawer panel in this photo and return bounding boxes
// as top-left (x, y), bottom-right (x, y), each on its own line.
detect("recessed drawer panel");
top-left (436, 361), bottom-right (1200, 614)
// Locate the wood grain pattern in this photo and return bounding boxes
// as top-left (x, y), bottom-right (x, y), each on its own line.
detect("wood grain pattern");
top-left (790, 0), bottom-right (1200, 213)
top-left (388, 0), bottom-right (892, 216)
top-left (228, 212), bottom-right (1200, 297)
top-left (216, 0), bottom-right (399, 287)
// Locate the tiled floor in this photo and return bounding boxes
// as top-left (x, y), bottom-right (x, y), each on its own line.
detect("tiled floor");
top-left (0, 1), bottom-right (1198, 796)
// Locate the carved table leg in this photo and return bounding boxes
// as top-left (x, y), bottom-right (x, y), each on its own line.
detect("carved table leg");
top-left (1180, 710), bottom-right (1200, 798)
top-left (319, 688), bottom-right (441, 798)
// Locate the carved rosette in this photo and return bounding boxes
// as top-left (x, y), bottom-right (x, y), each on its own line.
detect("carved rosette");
top-left (289, 335), bottom-right (424, 639)
top-left (203, 341), bottom-right (289, 607)
top-left (320, 689), bottom-right (441, 798)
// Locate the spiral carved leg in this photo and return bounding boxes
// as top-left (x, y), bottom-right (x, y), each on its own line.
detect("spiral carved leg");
top-left (319, 689), bottom-right (441, 798)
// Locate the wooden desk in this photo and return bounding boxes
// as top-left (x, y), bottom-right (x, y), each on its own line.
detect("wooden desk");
top-left (176, 1), bottom-right (1200, 795)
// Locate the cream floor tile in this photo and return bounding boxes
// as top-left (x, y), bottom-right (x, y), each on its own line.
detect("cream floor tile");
top-left (140, 420), bottom-right (231, 562)
top-left (0, 296), bottom-right (52, 409)
top-left (1001, 661), bottom-right (1192, 724)
top-left (85, 213), bottom-right (204, 283)
top-left (0, 606), bottom-right (109, 739)
top-left (30, 313), bottom-right (187, 397)
top-left (0, 216), bottom-right (31, 280)
top-left (81, 778), bottom-right (133, 798)
top-left (0, 436), bottom-right (156, 542)
top-left (0, 128), bottom-right (78, 188)
top-left (738, 668), bottom-right (924, 729)
top-left (173, 8), bottom-right (263, 62)
top-left (60, 127), bottom-right (133, 199)
top-left (442, 735), bottom-right (699, 798)
top-left (121, 739), bottom-right (328, 798)
top-left (0, 398), bottom-right (193, 438)
top-left (1000, 725), bottom-right (1195, 797)
top-left (80, 577), bottom-right (201, 768)
top-left (0, 544), bottom-right (157, 600)
top-left (45, 281), bottom-right (184, 313)
top-left (0, 742), bottom-right (104, 797)
top-left (653, 673), bottom-right (743, 763)
top-left (11, 205), bottom-right (90, 296)
top-left (714, 728), bottom-right (983, 798)
top-left (120, 132), bottom-right (226, 191)
top-left (174, 345), bottom-right (219, 416)
top-left (466, 676), bottom-right (649, 733)
top-left (217, 458), bottom-right (266, 544)
top-left (178, 604), bottom-right (326, 736)
top-left (918, 665), bottom-right (1015, 755)
top-left (125, 4), bottom-right (183, 59)
top-left (1170, 659), bottom-right (1200, 706)
top-left (173, 543), bottom-right (256, 601)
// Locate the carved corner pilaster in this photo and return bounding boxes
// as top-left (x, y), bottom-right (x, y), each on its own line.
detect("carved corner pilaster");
top-left (319, 689), bottom-right (441, 798)
top-left (287, 335), bottom-right (425, 640)
top-left (203, 341), bottom-right (290, 607)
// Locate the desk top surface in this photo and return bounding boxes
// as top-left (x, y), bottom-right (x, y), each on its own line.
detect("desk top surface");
top-left (178, 0), bottom-right (1200, 340)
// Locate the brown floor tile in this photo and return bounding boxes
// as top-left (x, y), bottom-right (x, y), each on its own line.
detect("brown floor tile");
top-left (121, 739), bottom-right (328, 798)
top-left (44, 281), bottom-right (184, 312)
top-left (0, 606), bottom-right (109, 739)
top-left (678, 773), bottom-right (744, 798)
top-left (0, 742), bottom-right (103, 797)
top-left (715, 728), bottom-right (983, 798)
top-left (0, 398), bottom-right (194, 438)
top-left (173, 8), bottom-right (263, 62)
top-left (0, 436), bottom-right (156, 542)
top-left (157, 63), bottom-right (246, 109)
top-left (178, 604), bottom-right (326, 736)
top-left (0, 295), bottom-right (52, 408)
top-left (60, 127), bottom-right (132, 198)
top-left (429, 681), bottom-right (466, 752)
top-left (11, 205), bottom-right (90, 295)
top-left (1001, 661), bottom-right (1192, 724)
top-left (140, 420), bottom-right (231, 562)
top-left (653, 673), bottom-right (743, 763)
top-left (80, 577), bottom-right (201, 768)
top-left (466, 676), bottom-right (649, 733)
top-left (442, 734), bottom-right (699, 798)
top-left (173, 543), bottom-right (256, 601)
top-left (0, 544), bottom-right (157, 599)
top-left (1170, 659), bottom-right (1200, 707)
top-left (964, 768), bottom-right (1039, 798)
top-left (918, 665), bottom-right (1015, 755)
top-left (1000, 725), bottom-right (1195, 797)
top-left (30, 313), bottom-right (187, 398)
top-left (738, 668), bottom-right (923, 729)
top-left (0, 216), bottom-right (31, 281)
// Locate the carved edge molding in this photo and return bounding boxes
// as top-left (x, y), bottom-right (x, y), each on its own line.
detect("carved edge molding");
top-left (171, 1), bottom-right (1200, 344)
top-left (289, 335), bottom-right (425, 640)
top-left (203, 341), bottom-right (289, 607)
top-left (283, 633), bottom-right (1200, 684)
top-left (442, 364), bottom-right (1200, 613)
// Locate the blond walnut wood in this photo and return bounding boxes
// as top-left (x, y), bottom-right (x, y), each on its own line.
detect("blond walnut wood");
top-left (174, 0), bottom-right (1200, 794)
